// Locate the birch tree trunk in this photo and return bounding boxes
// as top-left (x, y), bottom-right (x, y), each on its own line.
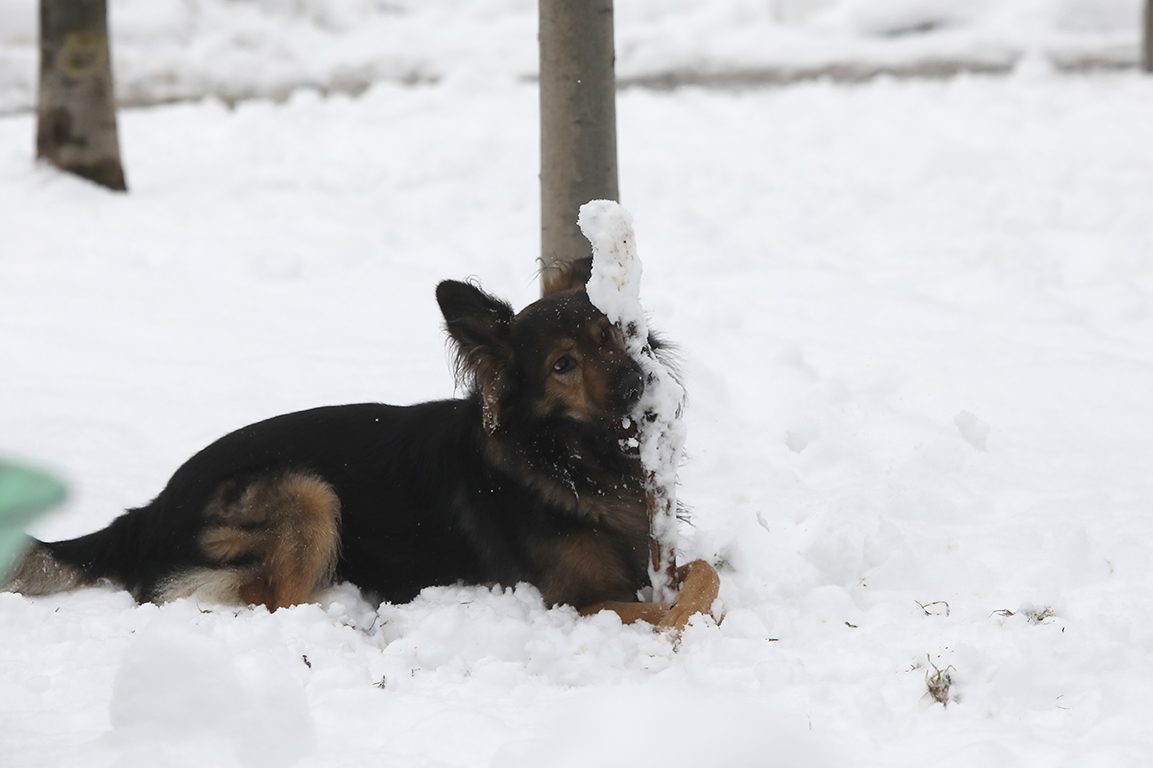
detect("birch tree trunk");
top-left (36, 0), bottom-right (127, 191)
top-left (1144, 0), bottom-right (1153, 73)
top-left (538, 0), bottom-right (617, 295)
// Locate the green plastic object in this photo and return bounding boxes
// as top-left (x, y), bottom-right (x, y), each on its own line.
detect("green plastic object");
top-left (0, 461), bottom-right (67, 574)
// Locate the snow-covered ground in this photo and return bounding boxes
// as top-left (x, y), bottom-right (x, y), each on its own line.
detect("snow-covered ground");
top-left (0, 0), bottom-right (1147, 112)
top-left (4, 3), bottom-right (1153, 766)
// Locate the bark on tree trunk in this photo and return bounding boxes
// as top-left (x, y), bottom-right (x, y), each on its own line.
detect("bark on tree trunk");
top-left (1144, 0), bottom-right (1153, 73)
top-left (36, 0), bottom-right (127, 191)
top-left (538, 0), bottom-right (617, 295)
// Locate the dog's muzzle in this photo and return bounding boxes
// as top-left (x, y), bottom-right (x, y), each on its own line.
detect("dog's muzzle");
top-left (613, 367), bottom-right (644, 410)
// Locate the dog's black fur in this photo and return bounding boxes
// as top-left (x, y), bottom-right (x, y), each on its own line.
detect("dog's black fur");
top-left (5, 274), bottom-right (663, 613)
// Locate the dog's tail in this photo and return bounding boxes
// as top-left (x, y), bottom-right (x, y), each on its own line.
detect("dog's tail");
top-left (3, 511), bottom-right (144, 597)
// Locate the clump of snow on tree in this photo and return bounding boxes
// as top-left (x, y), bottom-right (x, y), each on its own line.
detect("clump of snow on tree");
top-left (579, 200), bottom-right (686, 602)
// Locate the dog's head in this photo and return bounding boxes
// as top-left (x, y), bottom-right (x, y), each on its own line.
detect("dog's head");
top-left (436, 279), bottom-right (643, 453)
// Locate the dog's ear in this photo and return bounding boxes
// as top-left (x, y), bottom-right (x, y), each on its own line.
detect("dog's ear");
top-left (436, 280), bottom-right (514, 434)
top-left (437, 280), bottom-right (514, 355)
top-left (540, 256), bottom-right (593, 296)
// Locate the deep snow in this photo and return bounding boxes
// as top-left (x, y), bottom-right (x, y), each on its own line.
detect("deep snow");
top-left (3, 6), bottom-right (1153, 767)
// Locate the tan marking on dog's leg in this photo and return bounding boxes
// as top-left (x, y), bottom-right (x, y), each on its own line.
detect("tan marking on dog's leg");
top-left (578, 561), bottom-right (722, 631)
top-left (237, 575), bottom-right (276, 608)
top-left (657, 559), bottom-right (721, 634)
top-left (198, 472), bottom-right (341, 610)
top-left (263, 474), bottom-right (341, 608)
top-left (199, 527), bottom-right (262, 562)
top-left (578, 600), bottom-right (672, 625)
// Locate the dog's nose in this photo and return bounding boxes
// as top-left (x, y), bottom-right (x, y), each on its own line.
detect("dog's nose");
top-left (614, 367), bottom-right (644, 408)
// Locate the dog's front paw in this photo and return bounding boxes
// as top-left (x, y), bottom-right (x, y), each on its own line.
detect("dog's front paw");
top-left (657, 559), bottom-right (721, 635)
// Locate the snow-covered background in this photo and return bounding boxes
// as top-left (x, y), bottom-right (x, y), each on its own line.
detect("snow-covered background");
top-left (0, 0), bottom-right (1147, 112)
top-left (3, 1), bottom-right (1153, 766)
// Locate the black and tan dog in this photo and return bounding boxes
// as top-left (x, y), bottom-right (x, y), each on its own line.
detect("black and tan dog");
top-left (5, 271), bottom-right (718, 630)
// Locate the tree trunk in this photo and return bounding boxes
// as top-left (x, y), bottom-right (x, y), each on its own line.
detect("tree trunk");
top-left (1144, 0), bottom-right (1153, 73)
top-left (36, 0), bottom-right (127, 191)
top-left (538, 0), bottom-right (617, 294)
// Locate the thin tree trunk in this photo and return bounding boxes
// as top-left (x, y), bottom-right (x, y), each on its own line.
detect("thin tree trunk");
top-left (538, 0), bottom-right (617, 294)
top-left (37, 0), bottom-right (127, 191)
top-left (1144, 0), bottom-right (1153, 73)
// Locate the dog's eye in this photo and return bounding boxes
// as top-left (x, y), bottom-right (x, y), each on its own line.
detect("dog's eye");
top-left (600, 326), bottom-right (614, 344)
top-left (552, 356), bottom-right (577, 375)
